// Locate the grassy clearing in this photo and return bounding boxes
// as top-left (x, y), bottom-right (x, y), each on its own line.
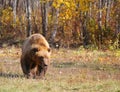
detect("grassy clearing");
top-left (0, 47), bottom-right (120, 92)
top-left (0, 77), bottom-right (120, 92)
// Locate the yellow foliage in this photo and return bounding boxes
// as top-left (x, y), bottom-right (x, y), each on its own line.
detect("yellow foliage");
top-left (52, 0), bottom-right (63, 8)
top-left (64, 2), bottom-right (70, 8)
top-left (115, 50), bottom-right (120, 57)
top-left (1, 7), bottom-right (13, 25)
top-left (52, 0), bottom-right (90, 23)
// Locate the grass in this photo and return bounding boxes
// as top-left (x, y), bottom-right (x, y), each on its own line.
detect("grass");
top-left (0, 76), bottom-right (120, 92)
top-left (0, 47), bottom-right (120, 92)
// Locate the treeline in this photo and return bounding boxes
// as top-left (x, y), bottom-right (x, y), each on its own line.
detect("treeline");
top-left (0, 0), bottom-right (120, 49)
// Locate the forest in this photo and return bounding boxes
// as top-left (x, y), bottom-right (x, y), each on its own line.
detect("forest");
top-left (0, 0), bottom-right (120, 49)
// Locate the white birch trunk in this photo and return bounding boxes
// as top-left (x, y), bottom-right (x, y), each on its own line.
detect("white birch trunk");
top-left (98, 0), bottom-right (103, 48)
top-left (13, 0), bottom-right (17, 23)
top-left (50, 8), bottom-right (59, 42)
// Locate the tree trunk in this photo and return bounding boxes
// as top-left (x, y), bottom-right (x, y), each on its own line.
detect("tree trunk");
top-left (26, 0), bottom-right (32, 37)
top-left (82, 12), bottom-right (89, 48)
top-left (41, 1), bottom-right (48, 38)
top-left (13, 0), bottom-right (17, 23)
top-left (0, 0), bottom-right (4, 6)
top-left (105, 0), bottom-right (111, 28)
top-left (98, 0), bottom-right (103, 49)
top-left (89, 1), bottom-right (92, 18)
top-left (0, 0), bottom-right (6, 8)
top-left (50, 8), bottom-right (59, 43)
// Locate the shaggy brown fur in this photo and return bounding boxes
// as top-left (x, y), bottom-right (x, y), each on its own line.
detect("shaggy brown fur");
top-left (20, 34), bottom-right (51, 79)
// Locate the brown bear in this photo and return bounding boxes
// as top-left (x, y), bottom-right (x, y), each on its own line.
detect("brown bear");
top-left (20, 34), bottom-right (51, 79)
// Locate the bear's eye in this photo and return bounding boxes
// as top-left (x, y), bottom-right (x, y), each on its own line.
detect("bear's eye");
top-left (32, 48), bottom-right (38, 53)
top-left (48, 48), bottom-right (51, 52)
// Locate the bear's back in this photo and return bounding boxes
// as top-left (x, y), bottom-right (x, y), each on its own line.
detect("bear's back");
top-left (21, 34), bottom-right (49, 56)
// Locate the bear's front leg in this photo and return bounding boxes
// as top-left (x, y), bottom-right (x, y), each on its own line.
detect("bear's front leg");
top-left (22, 59), bottom-right (34, 79)
top-left (36, 65), bottom-right (47, 79)
top-left (21, 58), bottom-right (30, 77)
top-left (29, 65), bottom-right (38, 79)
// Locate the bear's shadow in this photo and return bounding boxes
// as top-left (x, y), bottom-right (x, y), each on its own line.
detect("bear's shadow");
top-left (0, 72), bottom-right (24, 78)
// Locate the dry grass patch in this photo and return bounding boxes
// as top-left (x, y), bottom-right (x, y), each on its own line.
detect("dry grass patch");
top-left (0, 47), bottom-right (120, 92)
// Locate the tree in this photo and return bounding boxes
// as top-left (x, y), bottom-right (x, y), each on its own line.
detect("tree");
top-left (81, 12), bottom-right (90, 48)
top-left (13, 0), bottom-right (18, 23)
top-left (50, 4), bottom-right (59, 43)
top-left (98, 0), bottom-right (103, 48)
top-left (26, 0), bottom-right (32, 37)
top-left (41, 1), bottom-right (48, 38)
top-left (105, 0), bottom-right (111, 28)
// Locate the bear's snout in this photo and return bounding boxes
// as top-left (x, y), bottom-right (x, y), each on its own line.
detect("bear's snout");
top-left (39, 56), bottom-right (44, 61)
top-left (39, 56), bottom-right (47, 66)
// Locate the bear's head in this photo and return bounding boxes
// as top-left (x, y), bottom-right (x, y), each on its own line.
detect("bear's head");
top-left (29, 34), bottom-right (51, 67)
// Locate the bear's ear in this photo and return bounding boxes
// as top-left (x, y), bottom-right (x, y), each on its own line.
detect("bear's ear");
top-left (48, 48), bottom-right (51, 52)
top-left (32, 48), bottom-right (38, 53)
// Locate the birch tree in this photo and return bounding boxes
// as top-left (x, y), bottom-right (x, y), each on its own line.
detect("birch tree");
top-left (105, 0), bottom-right (111, 28)
top-left (98, 0), bottom-right (103, 48)
top-left (13, 0), bottom-right (18, 23)
top-left (50, 8), bottom-right (59, 44)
